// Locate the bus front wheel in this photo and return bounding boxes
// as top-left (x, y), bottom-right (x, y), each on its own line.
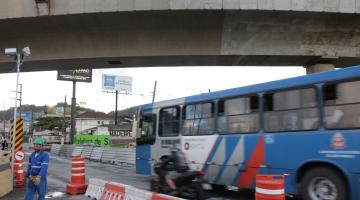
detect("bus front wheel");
top-left (301, 167), bottom-right (347, 200)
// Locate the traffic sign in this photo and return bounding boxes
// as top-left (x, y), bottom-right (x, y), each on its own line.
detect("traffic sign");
top-left (14, 151), bottom-right (25, 162)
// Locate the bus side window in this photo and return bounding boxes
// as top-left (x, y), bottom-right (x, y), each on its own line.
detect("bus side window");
top-left (159, 107), bottom-right (180, 137)
top-left (264, 87), bottom-right (319, 132)
top-left (323, 80), bottom-right (360, 129)
top-left (182, 103), bottom-right (215, 135)
top-left (218, 95), bottom-right (259, 134)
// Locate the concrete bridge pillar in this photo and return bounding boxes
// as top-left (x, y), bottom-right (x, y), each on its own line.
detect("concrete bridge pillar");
top-left (305, 64), bottom-right (335, 74)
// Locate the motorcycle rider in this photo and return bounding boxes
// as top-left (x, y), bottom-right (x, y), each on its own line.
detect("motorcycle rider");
top-left (154, 147), bottom-right (189, 194)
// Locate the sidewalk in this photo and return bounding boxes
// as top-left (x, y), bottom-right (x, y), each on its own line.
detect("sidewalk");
top-left (2, 176), bottom-right (89, 200)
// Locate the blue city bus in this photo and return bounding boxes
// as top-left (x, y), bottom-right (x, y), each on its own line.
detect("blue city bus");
top-left (135, 66), bottom-right (360, 200)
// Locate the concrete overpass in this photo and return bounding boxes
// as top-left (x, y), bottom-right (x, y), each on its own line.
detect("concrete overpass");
top-left (1, 0), bottom-right (360, 73)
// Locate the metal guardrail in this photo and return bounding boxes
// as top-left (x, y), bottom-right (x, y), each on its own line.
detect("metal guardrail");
top-left (50, 144), bottom-right (62, 155)
top-left (50, 144), bottom-right (135, 167)
top-left (59, 145), bottom-right (74, 157)
top-left (72, 146), bottom-right (83, 157)
top-left (113, 148), bottom-right (135, 165)
top-left (81, 146), bottom-right (94, 159)
top-left (90, 147), bottom-right (104, 161)
top-left (101, 147), bottom-right (116, 164)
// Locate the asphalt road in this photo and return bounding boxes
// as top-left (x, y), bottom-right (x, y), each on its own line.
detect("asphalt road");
top-left (2, 147), bottom-right (255, 200)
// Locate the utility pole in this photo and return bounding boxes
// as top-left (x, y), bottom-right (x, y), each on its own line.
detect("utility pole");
top-left (152, 81), bottom-right (157, 103)
top-left (103, 90), bottom-right (130, 125)
top-left (18, 84), bottom-right (22, 118)
top-left (63, 95), bottom-right (67, 145)
top-left (30, 108), bottom-right (34, 135)
top-left (64, 95), bottom-right (67, 119)
top-left (115, 91), bottom-right (118, 125)
top-left (70, 81), bottom-right (76, 144)
top-left (2, 105), bottom-right (5, 135)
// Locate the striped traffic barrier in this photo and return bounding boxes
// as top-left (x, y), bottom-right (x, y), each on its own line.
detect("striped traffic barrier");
top-left (66, 156), bottom-right (88, 195)
top-left (255, 175), bottom-right (285, 200)
top-left (99, 180), bottom-right (185, 200)
top-left (85, 178), bottom-right (107, 200)
top-left (100, 182), bottom-right (126, 200)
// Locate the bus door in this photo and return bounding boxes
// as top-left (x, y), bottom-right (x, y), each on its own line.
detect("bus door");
top-left (136, 113), bottom-right (156, 175)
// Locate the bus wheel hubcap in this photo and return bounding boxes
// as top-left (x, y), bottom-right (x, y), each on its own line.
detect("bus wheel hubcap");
top-left (308, 177), bottom-right (338, 200)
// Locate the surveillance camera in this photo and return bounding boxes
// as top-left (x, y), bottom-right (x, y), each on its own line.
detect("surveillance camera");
top-left (5, 48), bottom-right (17, 56)
top-left (22, 47), bottom-right (31, 56)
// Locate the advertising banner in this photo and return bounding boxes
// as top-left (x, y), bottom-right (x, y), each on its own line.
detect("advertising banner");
top-left (102, 74), bottom-right (132, 93)
top-left (20, 112), bottom-right (32, 122)
top-left (74, 135), bottom-right (111, 147)
top-left (57, 69), bottom-right (92, 83)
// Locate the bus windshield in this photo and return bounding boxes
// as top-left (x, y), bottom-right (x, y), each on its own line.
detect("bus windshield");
top-left (137, 114), bottom-right (156, 144)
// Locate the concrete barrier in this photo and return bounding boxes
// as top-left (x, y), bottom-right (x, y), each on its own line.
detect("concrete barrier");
top-left (0, 153), bottom-right (12, 197)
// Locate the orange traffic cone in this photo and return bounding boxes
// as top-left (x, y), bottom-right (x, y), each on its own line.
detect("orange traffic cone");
top-left (255, 175), bottom-right (285, 200)
top-left (66, 156), bottom-right (88, 195)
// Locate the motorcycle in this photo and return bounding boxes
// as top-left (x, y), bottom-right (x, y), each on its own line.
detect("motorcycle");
top-left (150, 170), bottom-right (210, 200)
top-left (150, 146), bottom-right (212, 199)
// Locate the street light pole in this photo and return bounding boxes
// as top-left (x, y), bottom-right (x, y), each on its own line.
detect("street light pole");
top-left (5, 46), bottom-right (30, 190)
top-left (70, 81), bottom-right (76, 144)
top-left (11, 54), bottom-right (20, 177)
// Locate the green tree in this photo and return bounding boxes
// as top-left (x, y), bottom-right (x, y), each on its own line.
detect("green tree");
top-left (32, 117), bottom-right (69, 131)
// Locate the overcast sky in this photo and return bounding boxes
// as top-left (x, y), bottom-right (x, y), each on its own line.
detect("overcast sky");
top-left (0, 66), bottom-right (306, 113)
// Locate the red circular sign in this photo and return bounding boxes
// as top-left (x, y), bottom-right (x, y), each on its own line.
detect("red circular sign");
top-left (184, 142), bottom-right (190, 151)
top-left (15, 151), bottom-right (25, 161)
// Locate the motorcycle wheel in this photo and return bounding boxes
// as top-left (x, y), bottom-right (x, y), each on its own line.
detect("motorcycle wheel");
top-left (150, 178), bottom-right (161, 193)
top-left (181, 182), bottom-right (206, 200)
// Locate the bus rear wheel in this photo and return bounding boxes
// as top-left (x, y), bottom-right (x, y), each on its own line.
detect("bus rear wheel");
top-left (301, 167), bottom-right (347, 200)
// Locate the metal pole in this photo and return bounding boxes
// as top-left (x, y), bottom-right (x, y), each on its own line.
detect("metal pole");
top-left (70, 81), bottom-right (76, 144)
top-left (63, 95), bottom-right (67, 142)
top-left (64, 95), bottom-right (66, 119)
top-left (3, 105), bottom-right (5, 134)
top-left (11, 54), bottom-right (21, 188)
top-left (115, 90), bottom-right (118, 125)
top-left (152, 81), bottom-right (157, 103)
top-left (19, 84), bottom-right (22, 118)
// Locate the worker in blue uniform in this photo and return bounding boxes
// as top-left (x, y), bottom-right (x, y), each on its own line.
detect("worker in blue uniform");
top-left (25, 138), bottom-right (49, 200)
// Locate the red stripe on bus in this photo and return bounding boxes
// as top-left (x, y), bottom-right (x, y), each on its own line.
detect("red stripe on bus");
top-left (236, 135), bottom-right (265, 188)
